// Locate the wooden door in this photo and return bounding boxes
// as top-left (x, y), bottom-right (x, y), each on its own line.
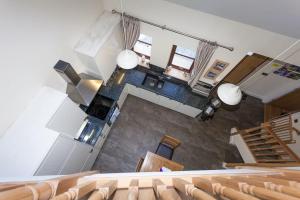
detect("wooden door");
top-left (223, 53), bottom-right (270, 84)
top-left (269, 88), bottom-right (300, 111)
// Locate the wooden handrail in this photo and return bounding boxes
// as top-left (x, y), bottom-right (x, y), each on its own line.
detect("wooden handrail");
top-left (3, 168), bottom-right (300, 200)
top-left (0, 182), bottom-right (53, 200)
top-left (212, 176), bottom-right (300, 200)
top-left (225, 162), bottom-right (300, 168)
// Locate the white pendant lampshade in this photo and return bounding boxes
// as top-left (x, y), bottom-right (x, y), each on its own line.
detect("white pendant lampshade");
top-left (117, 49), bottom-right (138, 69)
top-left (217, 83), bottom-right (242, 105)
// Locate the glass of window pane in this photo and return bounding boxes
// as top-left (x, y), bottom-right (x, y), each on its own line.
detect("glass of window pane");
top-left (134, 41), bottom-right (151, 57)
top-left (172, 54), bottom-right (194, 70)
top-left (175, 46), bottom-right (196, 58)
top-left (138, 34), bottom-right (152, 44)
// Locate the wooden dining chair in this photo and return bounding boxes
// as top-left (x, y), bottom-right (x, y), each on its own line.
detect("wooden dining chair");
top-left (155, 135), bottom-right (181, 160)
top-left (135, 157), bottom-right (144, 172)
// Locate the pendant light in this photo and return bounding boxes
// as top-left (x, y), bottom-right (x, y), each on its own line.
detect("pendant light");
top-left (217, 83), bottom-right (242, 105)
top-left (116, 0), bottom-right (138, 69)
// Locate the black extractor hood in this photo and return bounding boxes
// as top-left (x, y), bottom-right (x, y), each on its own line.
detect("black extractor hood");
top-left (54, 60), bottom-right (103, 106)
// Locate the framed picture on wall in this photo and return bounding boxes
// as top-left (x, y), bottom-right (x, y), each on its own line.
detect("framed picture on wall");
top-left (204, 59), bottom-right (229, 80)
top-left (273, 64), bottom-right (300, 80)
top-left (206, 71), bottom-right (217, 79)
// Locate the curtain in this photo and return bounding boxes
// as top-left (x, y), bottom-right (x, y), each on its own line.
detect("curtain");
top-left (189, 41), bottom-right (218, 87)
top-left (122, 16), bottom-right (140, 50)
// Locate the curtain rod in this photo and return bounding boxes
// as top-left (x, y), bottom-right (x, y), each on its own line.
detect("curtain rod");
top-left (112, 9), bottom-right (234, 51)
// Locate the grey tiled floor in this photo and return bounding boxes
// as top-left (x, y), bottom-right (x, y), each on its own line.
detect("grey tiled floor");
top-left (92, 95), bottom-right (263, 173)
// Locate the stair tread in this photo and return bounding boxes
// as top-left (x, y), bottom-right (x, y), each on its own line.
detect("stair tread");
top-left (257, 159), bottom-right (296, 163)
top-left (251, 146), bottom-right (284, 151)
top-left (243, 132), bottom-right (268, 139)
top-left (254, 152), bottom-right (288, 156)
top-left (245, 136), bottom-right (274, 142)
top-left (248, 140), bottom-right (279, 147)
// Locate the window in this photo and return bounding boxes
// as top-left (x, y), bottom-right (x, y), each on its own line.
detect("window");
top-left (133, 34), bottom-right (152, 59)
top-left (168, 45), bottom-right (196, 72)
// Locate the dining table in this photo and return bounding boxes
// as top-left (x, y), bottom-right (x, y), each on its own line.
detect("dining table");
top-left (139, 151), bottom-right (184, 172)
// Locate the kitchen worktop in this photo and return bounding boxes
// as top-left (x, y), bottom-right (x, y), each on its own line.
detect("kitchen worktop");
top-left (99, 65), bottom-right (209, 109)
top-left (77, 65), bottom-right (208, 147)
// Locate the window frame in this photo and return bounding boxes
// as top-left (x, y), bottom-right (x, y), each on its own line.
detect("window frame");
top-left (168, 45), bottom-right (195, 73)
top-left (133, 36), bottom-right (152, 59)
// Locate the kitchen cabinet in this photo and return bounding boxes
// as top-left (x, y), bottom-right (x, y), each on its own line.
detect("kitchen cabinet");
top-left (35, 135), bottom-right (94, 176)
top-left (74, 11), bottom-right (123, 84)
top-left (177, 104), bottom-right (201, 118)
top-left (126, 84), bottom-right (140, 97)
top-left (82, 147), bottom-right (101, 171)
top-left (83, 123), bottom-right (112, 170)
top-left (118, 84), bottom-right (129, 108)
top-left (157, 95), bottom-right (181, 112)
top-left (36, 122), bottom-right (113, 176)
top-left (47, 97), bottom-right (87, 139)
top-left (95, 124), bottom-right (111, 150)
top-left (35, 135), bottom-right (74, 176)
top-left (137, 88), bottom-right (160, 104)
top-left (59, 142), bottom-right (91, 175)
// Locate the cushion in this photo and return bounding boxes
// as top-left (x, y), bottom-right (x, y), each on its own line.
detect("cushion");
top-left (155, 143), bottom-right (173, 160)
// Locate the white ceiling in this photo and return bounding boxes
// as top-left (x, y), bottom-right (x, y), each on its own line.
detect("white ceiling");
top-left (163, 0), bottom-right (300, 39)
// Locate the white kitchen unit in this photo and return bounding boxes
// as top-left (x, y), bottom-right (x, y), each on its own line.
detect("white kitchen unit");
top-left (117, 84), bottom-right (129, 108)
top-left (35, 133), bottom-right (106, 175)
top-left (94, 124), bottom-right (111, 150)
top-left (75, 11), bottom-right (123, 84)
top-left (137, 88), bottom-right (160, 104)
top-left (81, 124), bottom-right (112, 171)
top-left (35, 135), bottom-right (75, 175)
top-left (0, 87), bottom-right (66, 177)
top-left (157, 95), bottom-right (181, 111)
top-left (177, 104), bottom-right (202, 118)
top-left (119, 83), bottom-right (201, 117)
top-left (47, 97), bottom-right (87, 138)
top-left (59, 140), bottom-right (93, 175)
top-left (126, 84), bottom-right (140, 97)
top-left (82, 147), bottom-right (101, 172)
top-left (36, 120), bottom-right (113, 175)
top-left (0, 86), bottom-right (112, 177)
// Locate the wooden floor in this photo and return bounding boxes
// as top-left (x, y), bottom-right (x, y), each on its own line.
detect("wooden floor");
top-left (92, 95), bottom-right (263, 173)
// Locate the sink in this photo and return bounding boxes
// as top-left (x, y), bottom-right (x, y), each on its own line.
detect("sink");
top-left (142, 73), bottom-right (164, 89)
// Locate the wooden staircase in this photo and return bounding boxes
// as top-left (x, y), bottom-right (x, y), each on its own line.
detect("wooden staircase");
top-left (238, 124), bottom-right (300, 164)
top-left (2, 167), bottom-right (300, 200)
top-left (230, 112), bottom-right (300, 165)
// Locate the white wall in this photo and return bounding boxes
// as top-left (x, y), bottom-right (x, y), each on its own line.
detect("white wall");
top-left (103, 0), bottom-right (298, 85)
top-left (0, 0), bottom-right (104, 136)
